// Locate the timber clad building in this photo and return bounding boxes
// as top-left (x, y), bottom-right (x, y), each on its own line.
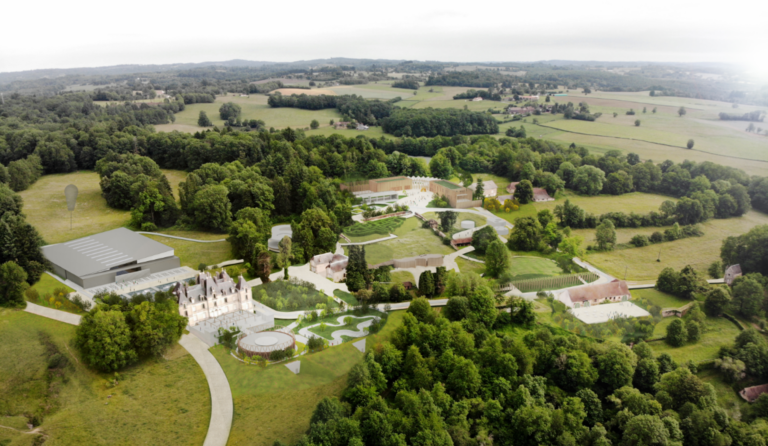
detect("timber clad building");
top-left (340, 176), bottom-right (413, 204)
top-left (42, 228), bottom-right (180, 289)
top-left (429, 180), bottom-right (482, 209)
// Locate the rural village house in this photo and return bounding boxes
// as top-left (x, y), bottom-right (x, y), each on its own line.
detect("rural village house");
top-left (557, 280), bottom-right (631, 309)
top-left (725, 264), bottom-right (742, 286)
top-left (506, 182), bottom-right (554, 201)
top-left (310, 253), bottom-right (349, 282)
top-left (469, 180), bottom-right (498, 198)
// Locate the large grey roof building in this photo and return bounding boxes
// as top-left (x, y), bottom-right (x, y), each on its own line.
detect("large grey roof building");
top-left (42, 228), bottom-right (180, 289)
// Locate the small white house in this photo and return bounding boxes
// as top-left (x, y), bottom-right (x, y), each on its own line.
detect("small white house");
top-left (469, 181), bottom-right (497, 198)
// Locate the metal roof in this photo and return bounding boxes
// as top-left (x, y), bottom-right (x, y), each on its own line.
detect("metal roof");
top-left (42, 228), bottom-right (174, 277)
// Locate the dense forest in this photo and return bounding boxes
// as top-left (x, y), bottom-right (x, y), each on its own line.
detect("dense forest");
top-left (275, 289), bottom-right (768, 446)
top-left (380, 109), bottom-right (500, 137)
top-left (267, 93), bottom-right (397, 125)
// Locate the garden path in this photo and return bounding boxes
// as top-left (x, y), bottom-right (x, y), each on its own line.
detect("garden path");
top-left (24, 302), bottom-right (82, 325)
top-left (179, 334), bottom-right (233, 446)
top-left (298, 315), bottom-right (378, 343)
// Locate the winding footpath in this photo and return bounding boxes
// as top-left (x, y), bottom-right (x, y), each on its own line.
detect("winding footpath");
top-left (21, 303), bottom-right (232, 446)
top-left (298, 315), bottom-right (378, 343)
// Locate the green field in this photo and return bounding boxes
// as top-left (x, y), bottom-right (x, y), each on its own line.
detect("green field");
top-left (630, 288), bottom-right (690, 309)
top-left (390, 271), bottom-right (416, 285)
top-left (19, 171), bottom-right (131, 244)
top-left (214, 311), bottom-right (405, 446)
top-left (343, 217), bottom-right (405, 241)
top-left (576, 209), bottom-right (768, 281)
top-left (532, 190), bottom-right (674, 216)
top-left (0, 309), bottom-right (209, 445)
top-left (142, 231), bottom-right (233, 268)
top-left (456, 257), bottom-right (486, 275)
top-left (155, 94), bottom-right (343, 133)
top-left (507, 256), bottom-right (563, 281)
top-left (647, 315), bottom-right (742, 364)
top-left (346, 218), bottom-right (454, 265)
top-left (421, 211), bottom-right (487, 236)
top-left (333, 289), bottom-right (359, 306)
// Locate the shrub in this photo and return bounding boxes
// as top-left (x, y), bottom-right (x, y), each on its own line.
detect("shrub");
top-left (631, 234), bottom-right (650, 247)
top-left (650, 232), bottom-right (663, 243)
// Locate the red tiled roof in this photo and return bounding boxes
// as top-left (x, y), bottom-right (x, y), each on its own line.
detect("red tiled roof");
top-left (565, 281), bottom-right (630, 303)
top-left (741, 384), bottom-right (768, 402)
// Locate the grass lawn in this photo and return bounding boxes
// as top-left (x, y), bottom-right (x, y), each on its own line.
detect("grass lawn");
top-left (532, 190), bottom-right (674, 216)
top-left (507, 256), bottom-right (563, 281)
top-left (161, 169), bottom-right (188, 201)
top-left (422, 211), bottom-right (486, 235)
top-left (578, 209), bottom-right (768, 281)
top-left (155, 94), bottom-right (343, 132)
top-left (142, 230), bottom-right (232, 268)
top-left (0, 309), bottom-right (209, 445)
top-left (334, 289), bottom-right (359, 306)
top-left (390, 271), bottom-right (416, 285)
top-left (19, 171), bottom-right (130, 244)
top-left (213, 310), bottom-right (405, 446)
top-left (697, 369), bottom-right (749, 419)
top-left (488, 203), bottom-right (538, 224)
top-left (25, 273), bottom-right (81, 314)
top-left (456, 257), bottom-right (486, 275)
top-left (631, 288), bottom-right (690, 309)
top-left (308, 316), bottom-right (376, 340)
top-left (349, 221), bottom-right (454, 265)
top-left (648, 315), bottom-right (742, 364)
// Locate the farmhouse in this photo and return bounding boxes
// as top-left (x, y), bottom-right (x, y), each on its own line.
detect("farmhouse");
top-left (469, 180), bottom-right (497, 197)
top-left (520, 95), bottom-right (540, 101)
top-left (740, 384), bottom-right (768, 402)
top-left (506, 182), bottom-right (554, 201)
top-left (310, 252), bottom-right (349, 282)
top-left (174, 271), bottom-right (254, 326)
top-left (725, 264), bottom-right (742, 286)
top-left (42, 228), bottom-right (180, 289)
top-left (429, 179), bottom-right (482, 209)
top-left (357, 123), bottom-right (369, 130)
top-left (472, 96), bottom-right (483, 102)
top-left (508, 106), bottom-right (537, 115)
top-left (557, 280), bottom-right (631, 309)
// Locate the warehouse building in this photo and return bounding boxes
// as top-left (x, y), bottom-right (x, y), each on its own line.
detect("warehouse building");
top-left (42, 228), bottom-right (181, 289)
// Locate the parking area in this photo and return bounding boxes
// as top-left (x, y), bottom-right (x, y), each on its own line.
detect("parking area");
top-left (571, 301), bottom-right (650, 324)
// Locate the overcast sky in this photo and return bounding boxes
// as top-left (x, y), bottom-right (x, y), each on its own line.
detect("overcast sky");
top-left (2, 0), bottom-right (767, 74)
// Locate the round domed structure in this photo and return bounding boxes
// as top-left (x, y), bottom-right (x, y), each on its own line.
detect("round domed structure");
top-left (238, 330), bottom-right (295, 358)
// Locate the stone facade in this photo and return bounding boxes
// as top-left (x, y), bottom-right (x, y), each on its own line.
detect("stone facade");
top-left (174, 271), bottom-right (253, 326)
top-left (310, 253), bottom-right (349, 282)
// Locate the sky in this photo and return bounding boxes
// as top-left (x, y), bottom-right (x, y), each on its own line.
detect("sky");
top-left (2, 0), bottom-right (767, 74)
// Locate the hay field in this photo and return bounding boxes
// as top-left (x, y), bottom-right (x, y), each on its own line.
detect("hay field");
top-left (19, 171), bottom-right (131, 244)
top-left (0, 310), bottom-right (209, 445)
top-left (532, 191), bottom-right (674, 216)
top-left (273, 88), bottom-right (335, 96)
top-left (156, 94), bottom-right (342, 133)
top-left (574, 209), bottom-right (768, 281)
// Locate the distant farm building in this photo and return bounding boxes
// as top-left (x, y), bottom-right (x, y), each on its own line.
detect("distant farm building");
top-left (508, 106), bottom-right (537, 115)
top-left (740, 384), bottom-right (768, 403)
top-left (725, 264), bottom-right (742, 286)
top-left (506, 182), bottom-right (554, 202)
top-left (472, 96), bottom-right (483, 102)
top-left (357, 123), bottom-right (369, 130)
top-left (334, 121), bottom-right (351, 129)
top-left (469, 180), bottom-right (497, 198)
top-left (558, 280), bottom-right (631, 309)
top-left (519, 95), bottom-right (539, 101)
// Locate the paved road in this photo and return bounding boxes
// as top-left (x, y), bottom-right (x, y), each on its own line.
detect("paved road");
top-left (24, 302), bottom-right (82, 325)
top-left (23, 303), bottom-right (232, 446)
top-left (179, 334), bottom-right (233, 446)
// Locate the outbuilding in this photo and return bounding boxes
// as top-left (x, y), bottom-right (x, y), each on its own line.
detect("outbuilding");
top-left (42, 228), bottom-right (180, 289)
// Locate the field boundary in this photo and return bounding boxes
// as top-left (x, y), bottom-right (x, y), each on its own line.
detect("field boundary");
top-left (536, 123), bottom-right (768, 166)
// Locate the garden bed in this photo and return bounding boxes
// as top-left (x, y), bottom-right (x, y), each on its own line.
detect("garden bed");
top-left (252, 278), bottom-right (339, 312)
